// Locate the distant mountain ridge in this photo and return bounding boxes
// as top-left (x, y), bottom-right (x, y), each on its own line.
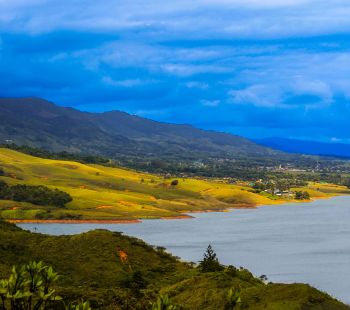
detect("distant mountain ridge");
top-left (255, 137), bottom-right (350, 159)
top-left (0, 97), bottom-right (278, 160)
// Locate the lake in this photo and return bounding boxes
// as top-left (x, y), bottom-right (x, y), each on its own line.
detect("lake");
top-left (18, 196), bottom-right (350, 304)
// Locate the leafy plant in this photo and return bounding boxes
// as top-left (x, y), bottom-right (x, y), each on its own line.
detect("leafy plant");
top-left (0, 261), bottom-right (62, 310)
top-left (150, 294), bottom-right (179, 310)
top-left (64, 301), bottom-right (91, 310)
top-left (225, 287), bottom-right (241, 309)
top-left (0, 261), bottom-right (90, 310)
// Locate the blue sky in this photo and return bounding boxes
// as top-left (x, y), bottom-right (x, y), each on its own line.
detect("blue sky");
top-left (1, 0), bottom-right (350, 141)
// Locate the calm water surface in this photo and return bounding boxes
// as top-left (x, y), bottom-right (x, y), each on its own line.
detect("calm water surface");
top-left (18, 196), bottom-right (350, 304)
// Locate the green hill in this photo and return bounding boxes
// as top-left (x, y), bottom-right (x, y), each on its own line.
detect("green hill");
top-left (1, 148), bottom-right (347, 221)
top-left (0, 220), bottom-right (348, 310)
top-left (0, 147), bottom-right (277, 221)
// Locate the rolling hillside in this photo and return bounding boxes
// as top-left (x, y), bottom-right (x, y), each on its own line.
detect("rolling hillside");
top-left (0, 148), bottom-right (276, 220)
top-left (0, 148), bottom-right (348, 221)
top-left (1, 220), bottom-right (348, 309)
top-left (0, 97), bottom-right (277, 159)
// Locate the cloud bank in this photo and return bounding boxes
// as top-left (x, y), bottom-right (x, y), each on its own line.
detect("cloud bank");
top-left (1, 0), bottom-right (350, 141)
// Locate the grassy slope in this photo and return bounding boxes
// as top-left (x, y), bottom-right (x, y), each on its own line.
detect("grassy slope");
top-left (0, 148), bottom-right (349, 221)
top-left (0, 221), bottom-right (348, 310)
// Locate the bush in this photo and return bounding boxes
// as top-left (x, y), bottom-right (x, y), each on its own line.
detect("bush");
top-left (295, 191), bottom-right (310, 200)
top-left (121, 270), bottom-right (148, 295)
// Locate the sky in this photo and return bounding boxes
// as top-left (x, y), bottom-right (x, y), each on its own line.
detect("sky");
top-left (1, 0), bottom-right (350, 142)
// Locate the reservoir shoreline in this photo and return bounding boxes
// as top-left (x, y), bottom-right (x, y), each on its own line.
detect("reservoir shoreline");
top-left (8, 194), bottom-right (338, 224)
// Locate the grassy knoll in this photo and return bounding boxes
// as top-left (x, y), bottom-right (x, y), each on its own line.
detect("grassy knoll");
top-left (0, 148), bottom-right (349, 221)
top-left (0, 220), bottom-right (348, 309)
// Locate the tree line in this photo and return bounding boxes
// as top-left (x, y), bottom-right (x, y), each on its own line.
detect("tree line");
top-left (0, 181), bottom-right (72, 208)
top-left (1, 144), bottom-right (110, 165)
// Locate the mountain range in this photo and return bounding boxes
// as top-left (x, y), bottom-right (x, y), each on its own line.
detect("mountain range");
top-left (0, 97), bottom-right (277, 160)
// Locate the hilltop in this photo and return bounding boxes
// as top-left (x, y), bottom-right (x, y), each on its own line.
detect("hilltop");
top-left (0, 220), bottom-right (348, 309)
top-left (0, 97), bottom-right (277, 160)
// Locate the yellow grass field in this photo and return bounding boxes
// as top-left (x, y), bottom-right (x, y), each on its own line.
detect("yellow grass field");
top-left (0, 148), bottom-right (348, 221)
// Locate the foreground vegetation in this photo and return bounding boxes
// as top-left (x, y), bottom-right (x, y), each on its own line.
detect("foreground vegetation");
top-left (0, 148), bottom-right (349, 221)
top-left (0, 220), bottom-right (348, 310)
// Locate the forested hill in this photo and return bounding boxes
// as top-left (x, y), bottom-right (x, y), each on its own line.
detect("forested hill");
top-left (0, 97), bottom-right (278, 160)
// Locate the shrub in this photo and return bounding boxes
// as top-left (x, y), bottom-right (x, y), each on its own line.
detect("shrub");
top-left (225, 265), bottom-right (238, 277)
top-left (151, 294), bottom-right (180, 310)
top-left (295, 190), bottom-right (310, 200)
top-left (121, 270), bottom-right (148, 296)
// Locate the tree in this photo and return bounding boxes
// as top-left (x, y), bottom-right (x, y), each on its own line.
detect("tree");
top-left (199, 245), bottom-right (223, 272)
top-left (170, 180), bottom-right (179, 186)
top-left (266, 180), bottom-right (276, 194)
top-left (252, 181), bottom-right (265, 192)
top-left (302, 191), bottom-right (310, 200)
top-left (295, 191), bottom-right (303, 200)
top-left (122, 270), bottom-right (148, 296)
top-left (276, 179), bottom-right (290, 192)
top-left (0, 181), bottom-right (9, 198)
top-left (0, 182), bottom-right (72, 208)
top-left (295, 191), bottom-right (310, 200)
top-left (343, 178), bottom-right (350, 189)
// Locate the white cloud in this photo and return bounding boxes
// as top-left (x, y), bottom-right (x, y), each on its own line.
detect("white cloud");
top-left (292, 78), bottom-right (333, 104)
top-left (161, 64), bottom-right (232, 76)
top-left (229, 84), bottom-right (283, 107)
top-left (200, 99), bottom-right (220, 107)
top-left (102, 76), bottom-right (155, 87)
top-left (186, 81), bottom-right (209, 89)
top-left (1, 0), bottom-right (350, 39)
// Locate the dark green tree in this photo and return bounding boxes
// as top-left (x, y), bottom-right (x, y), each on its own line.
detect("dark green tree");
top-left (0, 181), bottom-right (9, 198)
top-left (0, 182), bottom-right (72, 208)
top-left (302, 191), bottom-right (310, 200)
top-left (199, 245), bottom-right (223, 272)
top-left (295, 191), bottom-right (303, 200)
top-left (295, 191), bottom-right (310, 200)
